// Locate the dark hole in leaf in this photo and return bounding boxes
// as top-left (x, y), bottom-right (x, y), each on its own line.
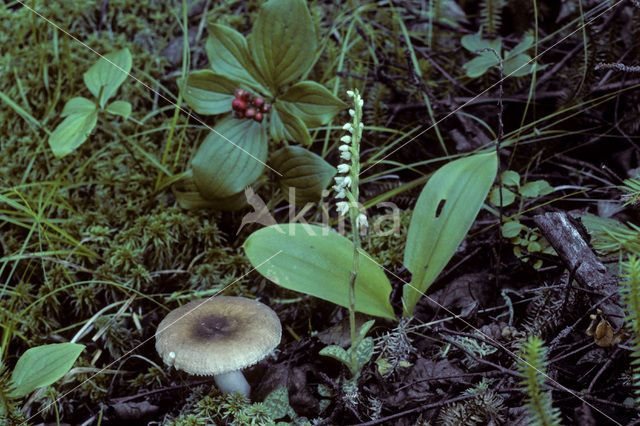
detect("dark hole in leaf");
top-left (435, 199), bottom-right (446, 218)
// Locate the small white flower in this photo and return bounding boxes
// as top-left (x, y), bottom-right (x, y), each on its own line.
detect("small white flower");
top-left (333, 185), bottom-right (346, 199)
top-left (358, 98), bottom-right (364, 108)
top-left (348, 109), bottom-right (355, 117)
top-left (337, 164), bottom-right (350, 173)
top-left (340, 135), bottom-right (352, 144)
top-left (335, 176), bottom-right (345, 186)
top-left (346, 90), bottom-right (355, 98)
top-left (336, 201), bottom-right (350, 216)
top-left (343, 123), bottom-right (353, 132)
top-left (343, 176), bottom-right (352, 187)
top-left (340, 150), bottom-right (351, 161)
top-left (339, 144), bottom-right (350, 152)
top-left (359, 122), bottom-right (364, 131)
top-left (356, 213), bottom-right (368, 228)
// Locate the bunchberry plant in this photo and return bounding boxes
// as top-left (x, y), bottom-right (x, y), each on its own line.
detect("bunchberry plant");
top-left (48, 48), bottom-right (132, 158)
top-left (180, 0), bottom-right (346, 207)
top-left (461, 32), bottom-right (537, 78)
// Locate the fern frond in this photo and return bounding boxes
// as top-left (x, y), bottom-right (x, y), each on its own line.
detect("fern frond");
top-left (480, 0), bottom-right (505, 35)
top-left (518, 336), bottom-right (562, 426)
top-left (621, 256), bottom-right (640, 406)
top-left (621, 176), bottom-right (640, 207)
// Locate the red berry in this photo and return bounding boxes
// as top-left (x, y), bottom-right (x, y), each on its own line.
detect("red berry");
top-left (245, 107), bottom-right (256, 118)
top-left (235, 89), bottom-right (245, 98)
top-left (261, 104), bottom-right (270, 114)
top-left (254, 111), bottom-right (264, 123)
top-left (233, 110), bottom-right (245, 119)
top-left (232, 98), bottom-right (247, 111)
top-left (241, 91), bottom-right (252, 102)
top-left (254, 97), bottom-right (265, 108)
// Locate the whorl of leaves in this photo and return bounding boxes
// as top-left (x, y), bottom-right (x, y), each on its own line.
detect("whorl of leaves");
top-left (621, 256), bottom-right (640, 406)
top-left (518, 336), bottom-right (562, 426)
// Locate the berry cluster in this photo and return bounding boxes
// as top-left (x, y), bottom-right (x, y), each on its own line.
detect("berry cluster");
top-left (231, 89), bottom-right (270, 123)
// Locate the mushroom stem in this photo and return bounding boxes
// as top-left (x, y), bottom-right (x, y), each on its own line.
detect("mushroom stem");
top-left (214, 370), bottom-right (250, 395)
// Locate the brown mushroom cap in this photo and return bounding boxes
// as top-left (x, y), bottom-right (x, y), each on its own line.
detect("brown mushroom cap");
top-left (155, 296), bottom-right (281, 376)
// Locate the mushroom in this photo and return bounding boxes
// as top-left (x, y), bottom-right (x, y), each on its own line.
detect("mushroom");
top-left (155, 296), bottom-right (281, 395)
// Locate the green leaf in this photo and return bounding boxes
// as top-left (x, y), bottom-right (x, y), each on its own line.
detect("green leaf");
top-left (48, 110), bottom-right (98, 158)
top-left (243, 224), bottom-right (395, 319)
top-left (279, 81), bottom-right (347, 127)
top-left (270, 145), bottom-right (336, 205)
top-left (105, 100), bottom-right (132, 119)
top-left (353, 337), bottom-right (374, 371)
top-left (192, 117), bottom-right (268, 199)
top-left (489, 187), bottom-right (516, 207)
top-left (172, 170), bottom-right (248, 211)
top-left (461, 33), bottom-right (501, 54)
top-left (402, 151), bottom-right (497, 316)
top-left (262, 387), bottom-right (290, 420)
top-left (461, 34), bottom-right (502, 78)
top-left (60, 97), bottom-right (95, 117)
top-left (10, 343), bottom-right (85, 397)
top-left (319, 345), bottom-right (350, 366)
top-left (205, 24), bottom-right (268, 94)
top-left (249, 0), bottom-right (316, 90)
top-left (501, 170), bottom-right (520, 187)
top-left (463, 54), bottom-right (500, 78)
top-left (270, 103), bottom-right (311, 145)
top-left (504, 54), bottom-right (533, 77)
top-left (83, 48), bottom-right (132, 108)
top-left (502, 220), bottom-right (524, 238)
top-left (507, 35), bottom-right (534, 58)
top-left (181, 70), bottom-right (237, 115)
top-left (519, 180), bottom-right (553, 198)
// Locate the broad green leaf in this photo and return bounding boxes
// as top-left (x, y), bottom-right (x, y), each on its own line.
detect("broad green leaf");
top-left (10, 343), bottom-right (85, 397)
top-left (402, 151), bottom-right (497, 316)
top-left (192, 117), bottom-right (268, 199)
top-left (489, 187), bottom-right (516, 207)
top-left (48, 110), bottom-right (98, 158)
top-left (519, 180), bottom-right (553, 198)
top-left (279, 81), bottom-right (347, 127)
top-left (105, 100), bottom-right (131, 119)
top-left (319, 345), bottom-right (350, 365)
top-left (243, 224), bottom-right (395, 319)
top-left (181, 70), bottom-right (236, 115)
top-left (461, 33), bottom-right (501, 55)
top-left (354, 337), bottom-right (374, 371)
top-left (61, 97), bottom-right (95, 117)
top-left (504, 54), bottom-right (533, 77)
top-left (270, 145), bottom-right (336, 205)
top-left (172, 170), bottom-right (248, 211)
top-left (463, 54), bottom-right (500, 78)
top-left (205, 24), bottom-right (268, 94)
top-left (249, 0), bottom-right (316, 90)
top-left (270, 103), bottom-right (311, 145)
top-left (262, 387), bottom-right (290, 420)
top-left (508, 35), bottom-right (534, 58)
top-left (502, 220), bottom-right (524, 238)
top-left (83, 48), bottom-right (132, 108)
top-left (501, 170), bottom-right (520, 187)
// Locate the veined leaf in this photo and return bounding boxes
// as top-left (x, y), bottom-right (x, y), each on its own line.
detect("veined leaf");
top-left (105, 100), bottom-right (132, 119)
top-left (402, 151), bottom-right (497, 316)
top-left (192, 117), bottom-right (268, 199)
top-left (270, 104), bottom-right (311, 145)
top-left (249, 0), bottom-right (316, 91)
top-left (243, 224), bottom-right (396, 320)
top-left (48, 110), bottom-right (98, 158)
top-left (181, 70), bottom-right (237, 115)
top-left (279, 81), bottom-right (347, 127)
top-left (270, 145), bottom-right (336, 205)
top-left (206, 23), bottom-right (268, 94)
top-left (60, 97), bottom-right (95, 117)
top-left (10, 343), bottom-right (84, 398)
top-left (83, 48), bottom-right (132, 108)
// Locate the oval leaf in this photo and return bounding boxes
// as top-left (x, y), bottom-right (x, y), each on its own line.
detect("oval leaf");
top-left (279, 81), bottom-right (347, 127)
top-left (172, 170), bottom-right (248, 211)
top-left (48, 110), bottom-right (98, 158)
top-left (270, 145), bottom-right (336, 205)
top-left (105, 100), bottom-right (132, 119)
top-left (243, 224), bottom-right (395, 320)
top-left (181, 70), bottom-right (236, 115)
top-left (270, 104), bottom-right (311, 145)
top-left (402, 151), bottom-right (497, 316)
top-left (192, 117), bottom-right (268, 199)
top-left (249, 0), bottom-right (316, 90)
top-left (10, 343), bottom-right (85, 398)
top-left (206, 23), bottom-right (268, 94)
top-left (83, 48), bottom-right (132, 108)
top-left (61, 97), bottom-right (95, 117)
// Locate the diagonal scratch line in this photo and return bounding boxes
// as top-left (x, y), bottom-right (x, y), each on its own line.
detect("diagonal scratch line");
top-left (23, 250), bottom-right (283, 425)
top-left (356, 249), bottom-right (623, 425)
top-left (360, 0), bottom-right (625, 176)
top-left (14, 0), bottom-right (281, 177)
